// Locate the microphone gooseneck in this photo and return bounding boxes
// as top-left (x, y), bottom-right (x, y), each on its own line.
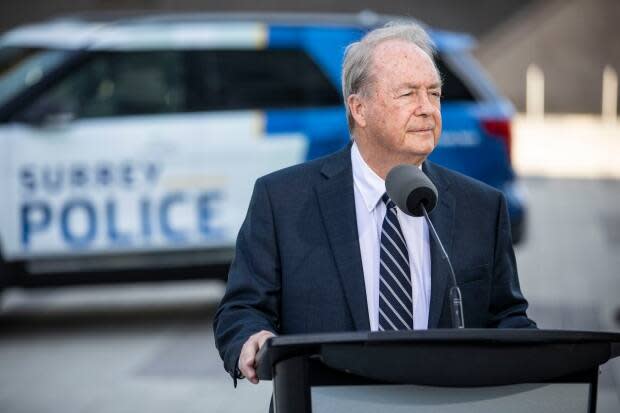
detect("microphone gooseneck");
top-left (385, 164), bottom-right (465, 329)
top-left (421, 204), bottom-right (465, 329)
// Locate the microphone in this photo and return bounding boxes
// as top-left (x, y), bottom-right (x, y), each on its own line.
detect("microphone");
top-left (386, 164), bottom-right (465, 329)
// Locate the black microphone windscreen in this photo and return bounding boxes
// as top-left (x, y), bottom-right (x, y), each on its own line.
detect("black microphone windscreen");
top-left (385, 164), bottom-right (438, 217)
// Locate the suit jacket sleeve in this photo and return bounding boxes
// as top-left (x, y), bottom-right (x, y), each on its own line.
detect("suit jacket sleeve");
top-left (213, 177), bottom-right (281, 379)
top-left (489, 193), bottom-right (536, 328)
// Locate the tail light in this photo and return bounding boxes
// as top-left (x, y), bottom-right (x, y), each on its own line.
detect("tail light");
top-left (481, 119), bottom-right (512, 164)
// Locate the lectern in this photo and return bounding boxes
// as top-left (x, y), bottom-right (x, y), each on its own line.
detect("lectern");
top-left (256, 329), bottom-right (620, 413)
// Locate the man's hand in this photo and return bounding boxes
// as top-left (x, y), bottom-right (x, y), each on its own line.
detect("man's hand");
top-left (238, 330), bottom-right (275, 384)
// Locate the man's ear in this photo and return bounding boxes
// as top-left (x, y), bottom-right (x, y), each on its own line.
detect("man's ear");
top-left (347, 94), bottom-right (367, 128)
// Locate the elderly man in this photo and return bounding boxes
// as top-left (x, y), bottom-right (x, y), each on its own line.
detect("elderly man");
top-left (214, 22), bottom-right (535, 386)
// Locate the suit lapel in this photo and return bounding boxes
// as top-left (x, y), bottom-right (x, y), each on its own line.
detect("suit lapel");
top-left (315, 146), bottom-right (370, 331)
top-left (313, 153), bottom-right (455, 330)
top-left (423, 161), bottom-right (456, 328)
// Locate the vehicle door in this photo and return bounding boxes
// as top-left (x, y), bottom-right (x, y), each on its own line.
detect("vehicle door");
top-left (1, 49), bottom-right (311, 261)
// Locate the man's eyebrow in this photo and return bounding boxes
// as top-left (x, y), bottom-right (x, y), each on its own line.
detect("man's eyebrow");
top-left (396, 81), bottom-right (443, 89)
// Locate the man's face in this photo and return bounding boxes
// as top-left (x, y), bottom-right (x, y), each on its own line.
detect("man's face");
top-left (355, 40), bottom-right (442, 166)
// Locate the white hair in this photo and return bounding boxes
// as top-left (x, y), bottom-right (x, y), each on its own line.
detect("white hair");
top-left (341, 21), bottom-right (438, 132)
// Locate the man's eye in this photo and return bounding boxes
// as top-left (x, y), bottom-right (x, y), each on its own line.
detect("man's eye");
top-left (400, 92), bottom-right (412, 97)
top-left (431, 91), bottom-right (442, 98)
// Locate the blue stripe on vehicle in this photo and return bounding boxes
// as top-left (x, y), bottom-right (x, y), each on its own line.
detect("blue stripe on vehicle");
top-left (265, 108), bottom-right (349, 161)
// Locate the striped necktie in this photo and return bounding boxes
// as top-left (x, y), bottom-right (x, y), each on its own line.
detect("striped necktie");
top-left (378, 193), bottom-right (414, 330)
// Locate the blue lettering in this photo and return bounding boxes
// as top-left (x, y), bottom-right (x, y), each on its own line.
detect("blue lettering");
top-left (145, 162), bottom-right (162, 185)
top-left (70, 165), bottom-right (88, 188)
top-left (96, 164), bottom-right (113, 187)
top-left (18, 162), bottom-right (164, 194)
top-left (42, 166), bottom-right (63, 194)
top-left (105, 199), bottom-right (132, 246)
top-left (140, 198), bottom-right (152, 240)
top-left (20, 201), bottom-right (51, 247)
top-left (19, 166), bottom-right (36, 193)
top-left (159, 193), bottom-right (187, 243)
top-left (197, 191), bottom-right (222, 238)
top-left (121, 163), bottom-right (134, 187)
top-left (61, 199), bottom-right (96, 248)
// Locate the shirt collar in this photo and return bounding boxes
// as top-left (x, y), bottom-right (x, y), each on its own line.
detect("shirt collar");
top-left (351, 141), bottom-right (386, 213)
top-left (351, 141), bottom-right (425, 213)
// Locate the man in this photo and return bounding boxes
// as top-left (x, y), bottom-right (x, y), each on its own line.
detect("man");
top-left (214, 22), bottom-right (535, 386)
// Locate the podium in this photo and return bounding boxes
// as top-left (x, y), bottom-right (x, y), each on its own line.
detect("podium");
top-left (256, 329), bottom-right (620, 413)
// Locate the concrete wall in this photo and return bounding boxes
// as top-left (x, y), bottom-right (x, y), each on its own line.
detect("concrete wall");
top-left (475, 0), bottom-right (620, 114)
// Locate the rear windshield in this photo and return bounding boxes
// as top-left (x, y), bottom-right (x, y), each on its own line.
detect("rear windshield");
top-left (0, 46), bottom-right (69, 105)
top-left (436, 56), bottom-right (476, 102)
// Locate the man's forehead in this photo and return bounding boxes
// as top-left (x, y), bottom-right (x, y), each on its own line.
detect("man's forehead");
top-left (372, 39), bottom-right (429, 61)
top-left (369, 40), bottom-right (440, 82)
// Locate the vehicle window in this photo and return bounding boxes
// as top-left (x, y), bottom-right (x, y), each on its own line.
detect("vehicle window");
top-left (21, 49), bottom-right (340, 120)
top-left (189, 49), bottom-right (341, 110)
top-left (436, 56), bottom-right (476, 102)
top-left (0, 47), bottom-right (69, 105)
top-left (24, 51), bottom-right (187, 119)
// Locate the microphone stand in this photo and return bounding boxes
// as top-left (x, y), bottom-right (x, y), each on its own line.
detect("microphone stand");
top-left (421, 205), bottom-right (465, 329)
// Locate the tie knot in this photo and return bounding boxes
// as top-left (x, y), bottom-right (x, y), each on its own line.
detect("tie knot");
top-left (382, 193), bottom-right (396, 210)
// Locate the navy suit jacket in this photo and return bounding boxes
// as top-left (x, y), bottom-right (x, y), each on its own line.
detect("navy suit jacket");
top-left (214, 144), bottom-right (535, 378)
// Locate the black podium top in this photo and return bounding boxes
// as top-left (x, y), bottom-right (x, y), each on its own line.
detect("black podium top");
top-left (256, 329), bottom-right (620, 386)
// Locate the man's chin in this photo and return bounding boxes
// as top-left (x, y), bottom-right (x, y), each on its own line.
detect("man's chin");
top-left (398, 149), bottom-right (433, 166)
top-left (405, 132), bottom-right (437, 146)
top-left (401, 141), bottom-right (436, 160)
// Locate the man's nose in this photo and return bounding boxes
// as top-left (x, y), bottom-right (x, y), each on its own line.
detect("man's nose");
top-left (414, 91), bottom-right (435, 116)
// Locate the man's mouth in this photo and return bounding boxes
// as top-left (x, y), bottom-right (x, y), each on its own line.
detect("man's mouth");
top-left (410, 127), bottom-right (434, 133)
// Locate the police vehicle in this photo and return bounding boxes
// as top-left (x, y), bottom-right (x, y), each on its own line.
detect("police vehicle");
top-left (0, 12), bottom-right (526, 292)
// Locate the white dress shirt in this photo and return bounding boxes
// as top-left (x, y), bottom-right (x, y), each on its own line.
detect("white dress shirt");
top-left (351, 142), bottom-right (432, 330)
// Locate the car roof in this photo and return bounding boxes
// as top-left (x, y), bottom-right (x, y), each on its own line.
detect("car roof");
top-left (0, 11), bottom-right (475, 52)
